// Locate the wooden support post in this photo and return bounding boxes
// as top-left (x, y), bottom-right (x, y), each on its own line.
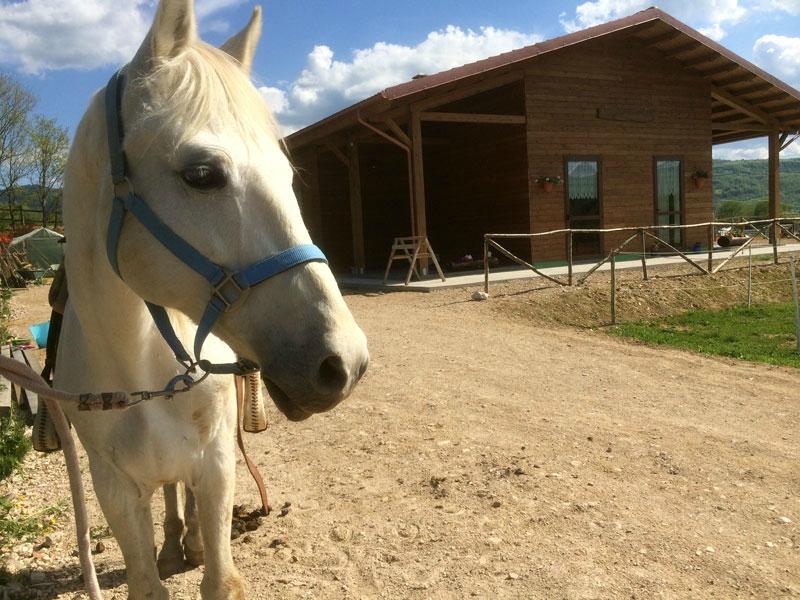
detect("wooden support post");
top-left (747, 243), bottom-right (753, 308)
top-left (567, 231), bottom-right (573, 286)
top-left (610, 251), bottom-right (617, 326)
top-left (791, 257), bottom-right (800, 354)
top-left (640, 229), bottom-right (648, 281)
top-left (484, 236), bottom-right (490, 294)
top-left (707, 223), bottom-right (714, 272)
top-left (348, 140), bottom-right (365, 275)
top-left (411, 111), bottom-right (428, 275)
top-left (769, 132), bottom-right (781, 263)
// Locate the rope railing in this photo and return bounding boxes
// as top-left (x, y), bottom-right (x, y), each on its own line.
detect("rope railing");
top-left (483, 217), bottom-right (800, 294)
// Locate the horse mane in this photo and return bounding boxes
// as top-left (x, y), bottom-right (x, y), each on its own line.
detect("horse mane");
top-left (126, 41), bottom-right (280, 150)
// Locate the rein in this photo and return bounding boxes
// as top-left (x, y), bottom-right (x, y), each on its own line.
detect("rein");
top-left (104, 69), bottom-right (327, 393)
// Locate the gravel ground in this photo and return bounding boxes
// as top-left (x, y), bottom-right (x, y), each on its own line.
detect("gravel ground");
top-left (0, 271), bottom-right (798, 599)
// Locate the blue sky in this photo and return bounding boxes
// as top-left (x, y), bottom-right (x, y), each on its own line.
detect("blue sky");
top-left (1, 0), bottom-right (798, 159)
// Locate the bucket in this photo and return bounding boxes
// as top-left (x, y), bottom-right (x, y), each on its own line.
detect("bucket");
top-left (29, 321), bottom-right (50, 349)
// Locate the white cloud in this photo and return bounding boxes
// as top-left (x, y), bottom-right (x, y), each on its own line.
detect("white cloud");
top-left (754, 0), bottom-right (800, 14)
top-left (713, 145), bottom-right (769, 159)
top-left (560, 0), bottom-right (747, 39)
top-left (713, 140), bottom-right (800, 159)
top-left (0, 0), bottom-right (243, 74)
top-left (698, 24), bottom-right (726, 41)
top-left (260, 25), bottom-right (541, 134)
top-left (753, 34), bottom-right (800, 89)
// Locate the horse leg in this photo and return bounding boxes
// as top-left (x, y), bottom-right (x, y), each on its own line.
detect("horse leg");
top-left (182, 486), bottom-right (204, 567)
top-left (90, 461), bottom-right (168, 600)
top-left (194, 444), bottom-right (243, 600)
top-left (157, 483), bottom-right (186, 579)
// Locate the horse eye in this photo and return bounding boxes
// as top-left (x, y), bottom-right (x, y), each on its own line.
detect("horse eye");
top-left (181, 165), bottom-right (227, 190)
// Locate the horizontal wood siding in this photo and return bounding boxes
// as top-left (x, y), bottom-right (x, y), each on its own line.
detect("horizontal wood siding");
top-left (316, 152), bottom-right (353, 272)
top-left (360, 143), bottom-right (412, 269)
top-left (526, 34), bottom-right (713, 260)
top-left (425, 121), bottom-right (530, 264)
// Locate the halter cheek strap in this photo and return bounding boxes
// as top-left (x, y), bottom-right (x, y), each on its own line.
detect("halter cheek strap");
top-left (104, 70), bottom-right (327, 377)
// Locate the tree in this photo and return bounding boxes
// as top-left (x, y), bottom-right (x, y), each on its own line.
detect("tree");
top-left (29, 116), bottom-right (69, 227)
top-left (0, 73), bottom-right (36, 230)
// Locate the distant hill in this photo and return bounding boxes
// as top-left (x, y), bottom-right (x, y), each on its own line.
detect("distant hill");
top-left (713, 157), bottom-right (800, 209)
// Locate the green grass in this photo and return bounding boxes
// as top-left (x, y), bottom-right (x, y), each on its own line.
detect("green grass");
top-left (610, 303), bottom-right (800, 368)
top-left (0, 496), bottom-right (66, 547)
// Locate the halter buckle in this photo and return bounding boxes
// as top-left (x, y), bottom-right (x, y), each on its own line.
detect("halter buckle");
top-left (211, 271), bottom-right (250, 313)
top-left (113, 176), bottom-right (134, 199)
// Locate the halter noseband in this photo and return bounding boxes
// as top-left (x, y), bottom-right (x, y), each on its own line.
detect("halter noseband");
top-left (104, 70), bottom-right (327, 385)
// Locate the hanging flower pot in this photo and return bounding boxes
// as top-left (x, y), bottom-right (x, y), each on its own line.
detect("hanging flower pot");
top-left (537, 176), bottom-right (561, 192)
top-left (691, 170), bottom-right (709, 190)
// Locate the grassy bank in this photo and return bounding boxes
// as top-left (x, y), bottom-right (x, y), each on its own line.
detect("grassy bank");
top-left (610, 303), bottom-right (800, 368)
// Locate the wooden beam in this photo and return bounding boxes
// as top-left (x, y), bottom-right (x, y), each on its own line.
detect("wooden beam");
top-left (419, 111), bottom-right (526, 125)
top-left (411, 70), bottom-right (523, 113)
top-left (641, 30), bottom-right (683, 48)
top-left (769, 132), bottom-right (780, 225)
top-left (781, 133), bottom-right (800, 152)
top-left (699, 63), bottom-right (739, 79)
top-left (711, 86), bottom-right (782, 128)
top-left (712, 121), bottom-right (775, 132)
top-left (662, 41), bottom-right (701, 59)
top-left (347, 140), bottom-right (365, 274)
top-left (385, 118), bottom-right (411, 148)
top-left (680, 52), bottom-right (721, 69)
top-left (325, 143), bottom-right (349, 168)
top-left (714, 72), bottom-right (757, 88)
top-left (410, 111), bottom-right (428, 273)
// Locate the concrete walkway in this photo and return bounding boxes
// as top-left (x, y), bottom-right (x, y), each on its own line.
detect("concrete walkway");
top-left (338, 242), bottom-right (800, 292)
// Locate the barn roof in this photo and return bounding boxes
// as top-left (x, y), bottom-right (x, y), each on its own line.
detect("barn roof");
top-left (285, 7), bottom-right (800, 149)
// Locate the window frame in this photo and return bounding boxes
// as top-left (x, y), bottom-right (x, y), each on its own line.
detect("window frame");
top-left (652, 156), bottom-right (685, 247)
top-left (563, 155), bottom-right (604, 256)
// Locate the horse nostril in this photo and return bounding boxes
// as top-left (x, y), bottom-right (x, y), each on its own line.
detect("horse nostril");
top-left (318, 355), bottom-right (348, 393)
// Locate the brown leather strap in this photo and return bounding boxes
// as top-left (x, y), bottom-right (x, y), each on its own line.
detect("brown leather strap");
top-left (235, 375), bottom-right (271, 515)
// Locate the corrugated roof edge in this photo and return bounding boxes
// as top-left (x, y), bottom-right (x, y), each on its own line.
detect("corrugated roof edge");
top-left (285, 6), bottom-right (800, 146)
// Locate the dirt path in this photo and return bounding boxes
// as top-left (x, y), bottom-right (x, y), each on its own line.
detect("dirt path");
top-left (1, 281), bottom-right (798, 599)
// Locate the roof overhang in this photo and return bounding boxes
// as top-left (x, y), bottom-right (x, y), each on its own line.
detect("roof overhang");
top-left (285, 7), bottom-right (800, 150)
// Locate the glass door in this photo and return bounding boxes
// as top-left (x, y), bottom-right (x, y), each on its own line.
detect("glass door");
top-left (655, 159), bottom-right (682, 246)
top-left (566, 159), bottom-right (602, 257)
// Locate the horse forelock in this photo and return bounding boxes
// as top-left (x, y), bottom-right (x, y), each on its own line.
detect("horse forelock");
top-left (124, 41), bottom-right (280, 154)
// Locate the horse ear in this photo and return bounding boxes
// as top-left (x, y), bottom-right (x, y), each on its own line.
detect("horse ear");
top-left (131, 0), bottom-right (197, 72)
top-left (220, 6), bottom-right (262, 73)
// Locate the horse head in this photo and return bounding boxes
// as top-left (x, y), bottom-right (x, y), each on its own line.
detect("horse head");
top-left (106, 0), bottom-right (368, 420)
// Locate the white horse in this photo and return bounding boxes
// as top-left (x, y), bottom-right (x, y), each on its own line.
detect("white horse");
top-left (56, 1), bottom-right (369, 598)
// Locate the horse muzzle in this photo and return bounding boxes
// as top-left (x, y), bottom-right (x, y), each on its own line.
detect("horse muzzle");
top-left (259, 342), bottom-right (370, 422)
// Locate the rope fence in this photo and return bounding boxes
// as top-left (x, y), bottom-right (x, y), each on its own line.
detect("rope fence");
top-left (483, 217), bottom-right (800, 293)
top-left (483, 219), bottom-right (800, 352)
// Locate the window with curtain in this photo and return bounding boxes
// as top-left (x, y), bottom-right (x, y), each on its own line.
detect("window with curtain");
top-left (655, 159), bottom-right (682, 246)
top-left (566, 159), bottom-right (601, 256)
top-left (567, 160), bottom-right (599, 218)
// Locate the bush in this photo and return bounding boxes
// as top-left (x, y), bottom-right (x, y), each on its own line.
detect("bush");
top-left (0, 405), bottom-right (30, 482)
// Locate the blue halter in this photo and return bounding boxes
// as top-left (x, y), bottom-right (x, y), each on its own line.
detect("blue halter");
top-left (104, 70), bottom-right (327, 380)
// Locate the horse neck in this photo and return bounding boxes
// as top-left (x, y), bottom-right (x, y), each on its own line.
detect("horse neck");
top-left (62, 92), bottom-right (190, 386)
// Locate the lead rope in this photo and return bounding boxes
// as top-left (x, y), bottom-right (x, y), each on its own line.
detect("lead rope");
top-left (0, 355), bottom-right (102, 600)
top-left (1, 354), bottom-right (273, 597)
top-left (235, 375), bottom-right (271, 515)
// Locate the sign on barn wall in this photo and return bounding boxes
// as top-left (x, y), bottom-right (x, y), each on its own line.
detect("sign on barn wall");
top-left (596, 106), bottom-right (656, 123)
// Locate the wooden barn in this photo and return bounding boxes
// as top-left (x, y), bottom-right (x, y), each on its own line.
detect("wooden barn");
top-left (286, 7), bottom-right (800, 275)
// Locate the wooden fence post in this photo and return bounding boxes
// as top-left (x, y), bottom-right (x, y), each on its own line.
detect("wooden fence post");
top-left (640, 229), bottom-right (648, 281)
top-left (610, 250), bottom-right (617, 326)
top-left (707, 223), bottom-right (714, 272)
top-left (791, 257), bottom-right (800, 354)
top-left (483, 236), bottom-right (489, 294)
top-left (773, 220), bottom-right (779, 265)
top-left (747, 244), bottom-right (752, 308)
top-left (567, 230), bottom-right (573, 286)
